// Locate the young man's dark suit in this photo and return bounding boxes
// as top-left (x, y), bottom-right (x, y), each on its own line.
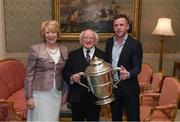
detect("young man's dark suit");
top-left (63, 47), bottom-right (105, 121)
top-left (105, 36), bottom-right (143, 121)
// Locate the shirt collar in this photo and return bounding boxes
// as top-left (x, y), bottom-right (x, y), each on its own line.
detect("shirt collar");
top-left (83, 47), bottom-right (95, 54)
top-left (113, 34), bottom-right (128, 45)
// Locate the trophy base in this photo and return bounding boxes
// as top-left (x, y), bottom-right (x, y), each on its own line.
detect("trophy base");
top-left (96, 95), bottom-right (115, 105)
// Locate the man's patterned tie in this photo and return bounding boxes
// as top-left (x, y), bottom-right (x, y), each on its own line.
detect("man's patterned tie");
top-left (86, 49), bottom-right (91, 63)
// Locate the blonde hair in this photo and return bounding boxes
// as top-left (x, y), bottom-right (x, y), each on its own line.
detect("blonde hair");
top-left (79, 29), bottom-right (99, 45)
top-left (40, 20), bottom-right (60, 41)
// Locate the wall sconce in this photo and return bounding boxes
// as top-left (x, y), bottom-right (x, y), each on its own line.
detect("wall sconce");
top-left (152, 18), bottom-right (176, 72)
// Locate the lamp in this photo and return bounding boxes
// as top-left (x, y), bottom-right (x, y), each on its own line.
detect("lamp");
top-left (152, 18), bottom-right (176, 72)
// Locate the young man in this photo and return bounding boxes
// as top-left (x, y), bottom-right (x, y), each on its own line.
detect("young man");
top-left (105, 14), bottom-right (143, 121)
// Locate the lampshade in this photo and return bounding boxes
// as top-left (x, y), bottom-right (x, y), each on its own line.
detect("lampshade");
top-left (152, 18), bottom-right (176, 36)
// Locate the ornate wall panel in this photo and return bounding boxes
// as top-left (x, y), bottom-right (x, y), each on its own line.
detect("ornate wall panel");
top-left (4, 0), bottom-right (52, 53)
top-left (143, 54), bottom-right (180, 76)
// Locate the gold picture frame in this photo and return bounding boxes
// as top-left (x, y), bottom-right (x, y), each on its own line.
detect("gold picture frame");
top-left (53, 0), bottom-right (141, 41)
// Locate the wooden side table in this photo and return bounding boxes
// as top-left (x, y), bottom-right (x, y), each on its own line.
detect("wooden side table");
top-left (173, 61), bottom-right (180, 78)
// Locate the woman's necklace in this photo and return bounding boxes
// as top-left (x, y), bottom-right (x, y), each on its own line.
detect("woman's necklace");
top-left (47, 47), bottom-right (58, 55)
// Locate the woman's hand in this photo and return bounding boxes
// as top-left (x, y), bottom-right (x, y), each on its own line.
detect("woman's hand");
top-left (61, 93), bottom-right (68, 105)
top-left (27, 98), bottom-right (35, 109)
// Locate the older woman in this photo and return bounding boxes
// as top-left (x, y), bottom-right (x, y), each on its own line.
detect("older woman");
top-left (63, 29), bottom-right (106, 121)
top-left (24, 20), bottom-right (68, 121)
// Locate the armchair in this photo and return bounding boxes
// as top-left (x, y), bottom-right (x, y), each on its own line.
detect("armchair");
top-left (0, 59), bottom-right (27, 121)
top-left (138, 63), bottom-right (153, 93)
top-left (140, 77), bottom-right (180, 121)
top-left (140, 72), bottom-right (164, 106)
top-left (0, 100), bottom-right (22, 121)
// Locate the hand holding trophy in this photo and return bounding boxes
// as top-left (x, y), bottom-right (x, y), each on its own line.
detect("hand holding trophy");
top-left (78, 56), bottom-right (121, 105)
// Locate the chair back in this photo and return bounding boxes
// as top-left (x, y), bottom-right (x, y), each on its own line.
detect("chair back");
top-left (138, 63), bottom-right (153, 92)
top-left (140, 72), bottom-right (164, 106)
top-left (150, 72), bottom-right (164, 92)
top-left (158, 77), bottom-right (180, 120)
top-left (158, 77), bottom-right (180, 106)
top-left (140, 77), bottom-right (180, 121)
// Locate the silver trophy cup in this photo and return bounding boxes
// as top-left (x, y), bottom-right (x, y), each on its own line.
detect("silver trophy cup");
top-left (79, 57), bottom-right (121, 105)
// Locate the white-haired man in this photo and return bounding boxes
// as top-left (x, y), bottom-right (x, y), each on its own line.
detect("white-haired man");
top-left (63, 29), bottom-right (106, 121)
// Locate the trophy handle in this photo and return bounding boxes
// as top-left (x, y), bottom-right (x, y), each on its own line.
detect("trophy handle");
top-left (112, 67), bottom-right (122, 88)
top-left (77, 72), bottom-right (90, 91)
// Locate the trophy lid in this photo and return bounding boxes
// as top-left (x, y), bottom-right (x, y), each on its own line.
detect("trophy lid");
top-left (85, 56), bottom-right (112, 76)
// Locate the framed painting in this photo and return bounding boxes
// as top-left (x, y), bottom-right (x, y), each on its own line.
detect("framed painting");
top-left (53, 0), bottom-right (141, 41)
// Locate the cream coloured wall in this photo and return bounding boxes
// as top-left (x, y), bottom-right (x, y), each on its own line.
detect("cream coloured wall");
top-left (0, 0), bottom-right (4, 59)
top-left (141, 0), bottom-right (180, 54)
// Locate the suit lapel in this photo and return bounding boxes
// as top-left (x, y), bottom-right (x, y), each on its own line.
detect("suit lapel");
top-left (74, 47), bottom-right (87, 65)
top-left (92, 47), bottom-right (101, 60)
top-left (41, 43), bottom-right (54, 63)
top-left (93, 47), bottom-right (97, 59)
top-left (81, 47), bottom-right (88, 63)
top-left (118, 37), bottom-right (130, 65)
top-left (109, 40), bottom-right (114, 64)
top-left (42, 43), bottom-right (66, 64)
top-left (78, 47), bottom-right (89, 68)
top-left (57, 44), bottom-right (67, 64)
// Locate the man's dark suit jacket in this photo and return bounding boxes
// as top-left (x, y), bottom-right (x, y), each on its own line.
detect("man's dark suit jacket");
top-left (105, 36), bottom-right (143, 98)
top-left (63, 47), bottom-right (106, 103)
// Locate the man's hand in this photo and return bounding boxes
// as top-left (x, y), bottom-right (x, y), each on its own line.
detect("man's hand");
top-left (70, 72), bottom-right (82, 83)
top-left (120, 65), bottom-right (130, 80)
